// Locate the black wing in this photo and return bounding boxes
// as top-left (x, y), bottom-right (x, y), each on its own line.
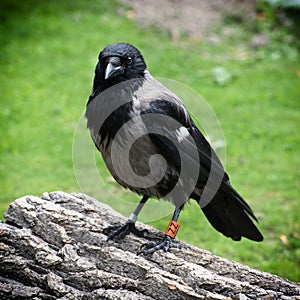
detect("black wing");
top-left (141, 99), bottom-right (227, 190)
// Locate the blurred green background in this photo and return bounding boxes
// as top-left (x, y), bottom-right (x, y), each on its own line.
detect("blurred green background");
top-left (1, 0), bottom-right (299, 281)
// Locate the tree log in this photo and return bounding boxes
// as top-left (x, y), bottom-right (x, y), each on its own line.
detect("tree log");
top-left (0, 191), bottom-right (299, 300)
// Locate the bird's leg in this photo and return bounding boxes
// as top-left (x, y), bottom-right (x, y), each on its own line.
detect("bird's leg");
top-left (103, 195), bottom-right (149, 241)
top-left (138, 204), bottom-right (184, 255)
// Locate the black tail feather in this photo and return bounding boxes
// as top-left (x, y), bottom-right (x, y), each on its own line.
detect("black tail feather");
top-left (201, 183), bottom-right (263, 242)
top-left (222, 181), bottom-right (258, 222)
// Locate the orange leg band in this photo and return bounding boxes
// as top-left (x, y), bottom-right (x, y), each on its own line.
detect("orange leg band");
top-left (165, 220), bottom-right (180, 239)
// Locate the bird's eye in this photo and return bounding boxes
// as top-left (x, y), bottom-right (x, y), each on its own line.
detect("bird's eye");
top-left (126, 56), bottom-right (133, 65)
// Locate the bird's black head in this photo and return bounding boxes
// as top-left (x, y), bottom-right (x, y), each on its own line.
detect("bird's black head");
top-left (92, 43), bottom-right (147, 94)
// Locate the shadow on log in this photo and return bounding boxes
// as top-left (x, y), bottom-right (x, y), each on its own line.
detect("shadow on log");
top-left (0, 191), bottom-right (299, 299)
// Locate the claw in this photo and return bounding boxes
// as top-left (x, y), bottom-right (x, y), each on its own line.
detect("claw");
top-left (138, 235), bottom-right (181, 255)
top-left (103, 221), bottom-right (148, 241)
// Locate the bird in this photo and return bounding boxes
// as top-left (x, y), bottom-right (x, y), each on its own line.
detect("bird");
top-left (85, 42), bottom-right (263, 254)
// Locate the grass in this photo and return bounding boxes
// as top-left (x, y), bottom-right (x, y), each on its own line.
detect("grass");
top-left (1, 0), bottom-right (299, 282)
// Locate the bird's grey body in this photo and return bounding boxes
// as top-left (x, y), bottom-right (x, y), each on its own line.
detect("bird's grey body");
top-left (86, 70), bottom-right (197, 205)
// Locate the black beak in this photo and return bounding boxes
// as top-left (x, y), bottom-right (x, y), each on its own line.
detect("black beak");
top-left (105, 57), bottom-right (124, 80)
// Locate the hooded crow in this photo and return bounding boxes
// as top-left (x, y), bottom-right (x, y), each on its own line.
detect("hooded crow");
top-left (85, 43), bottom-right (263, 254)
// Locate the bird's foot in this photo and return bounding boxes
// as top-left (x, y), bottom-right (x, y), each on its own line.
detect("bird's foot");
top-left (138, 235), bottom-right (181, 255)
top-left (103, 221), bottom-right (148, 241)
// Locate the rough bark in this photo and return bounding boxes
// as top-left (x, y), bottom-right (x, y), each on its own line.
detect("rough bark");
top-left (0, 191), bottom-right (299, 300)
